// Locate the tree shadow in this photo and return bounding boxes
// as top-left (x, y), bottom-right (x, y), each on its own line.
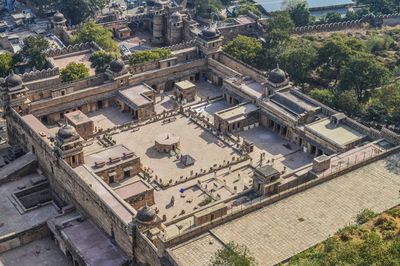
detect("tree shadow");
top-left (384, 152), bottom-right (400, 175)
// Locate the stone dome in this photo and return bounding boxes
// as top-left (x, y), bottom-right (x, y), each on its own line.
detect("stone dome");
top-left (58, 124), bottom-right (77, 139)
top-left (6, 71), bottom-right (23, 88)
top-left (268, 66), bottom-right (287, 84)
top-left (201, 25), bottom-right (219, 39)
top-left (136, 206), bottom-right (156, 223)
top-left (53, 11), bottom-right (66, 22)
top-left (109, 59), bottom-right (125, 73)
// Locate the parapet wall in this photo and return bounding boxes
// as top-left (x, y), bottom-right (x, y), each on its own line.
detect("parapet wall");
top-left (293, 20), bottom-right (365, 34)
top-left (293, 13), bottom-right (400, 34)
top-left (45, 42), bottom-right (101, 58)
top-left (21, 68), bottom-right (60, 83)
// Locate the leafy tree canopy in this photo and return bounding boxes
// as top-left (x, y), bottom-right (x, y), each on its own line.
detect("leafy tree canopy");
top-left (357, 0), bottom-right (400, 15)
top-left (279, 39), bottom-right (317, 83)
top-left (20, 35), bottom-right (50, 70)
top-left (89, 51), bottom-right (116, 73)
top-left (285, 0), bottom-right (311, 27)
top-left (128, 48), bottom-right (172, 65)
top-left (0, 53), bottom-right (14, 78)
top-left (338, 53), bottom-right (391, 101)
top-left (70, 22), bottom-right (120, 56)
top-left (60, 62), bottom-right (90, 82)
top-left (195, 0), bottom-right (223, 18)
top-left (223, 35), bottom-right (263, 67)
top-left (309, 88), bottom-right (335, 106)
top-left (34, 0), bottom-right (109, 24)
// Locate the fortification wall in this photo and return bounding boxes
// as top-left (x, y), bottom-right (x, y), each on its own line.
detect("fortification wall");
top-left (6, 109), bottom-right (135, 257)
top-left (219, 53), bottom-right (267, 83)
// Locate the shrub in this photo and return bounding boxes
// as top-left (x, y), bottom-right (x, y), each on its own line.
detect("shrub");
top-left (356, 209), bottom-right (377, 224)
top-left (128, 48), bottom-right (171, 65)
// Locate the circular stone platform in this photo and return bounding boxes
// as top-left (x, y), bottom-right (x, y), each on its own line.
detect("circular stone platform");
top-left (155, 132), bottom-right (180, 153)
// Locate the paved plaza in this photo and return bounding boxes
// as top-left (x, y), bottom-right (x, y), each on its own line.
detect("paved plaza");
top-left (239, 127), bottom-right (314, 171)
top-left (105, 115), bottom-right (238, 183)
top-left (170, 152), bottom-right (400, 265)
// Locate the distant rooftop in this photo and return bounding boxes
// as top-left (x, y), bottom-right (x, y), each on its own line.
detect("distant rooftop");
top-left (117, 84), bottom-right (154, 108)
top-left (306, 118), bottom-right (365, 147)
top-left (113, 178), bottom-right (152, 200)
top-left (84, 144), bottom-right (137, 172)
top-left (65, 110), bottom-right (91, 126)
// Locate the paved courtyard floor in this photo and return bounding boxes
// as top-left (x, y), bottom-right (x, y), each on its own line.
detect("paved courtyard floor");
top-left (91, 115), bottom-right (239, 184)
top-left (239, 127), bottom-right (314, 172)
top-left (87, 107), bottom-right (132, 131)
top-left (169, 152), bottom-right (400, 266)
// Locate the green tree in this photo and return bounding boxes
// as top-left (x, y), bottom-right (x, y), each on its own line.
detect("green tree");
top-left (20, 35), bottom-right (50, 70)
top-left (366, 34), bottom-right (394, 54)
top-left (0, 53), bottom-right (14, 78)
top-left (195, 0), bottom-right (222, 18)
top-left (262, 12), bottom-right (294, 68)
top-left (70, 21), bottom-right (120, 56)
top-left (223, 35), bottom-right (263, 67)
top-left (89, 51), bottom-right (116, 73)
top-left (335, 90), bottom-right (360, 115)
top-left (286, 0), bottom-right (311, 27)
top-left (60, 62), bottom-right (90, 82)
top-left (128, 48), bottom-right (172, 65)
top-left (357, 0), bottom-right (400, 15)
top-left (279, 40), bottom-right (317, 83)
top-left (317, 35), bottom-right (365, 82)
top-left (364, 100), bottom-right (388, 124)
top-left (211, 242), bottom-right (257, 266)
top-left (236, 3), bottom-right (261, 17)
top-left (324, 12), bottom-right (342, 23)
top-left (338, 54), bottom-right (390, 101)
top-left (309, 88), bottom-right (335, 106)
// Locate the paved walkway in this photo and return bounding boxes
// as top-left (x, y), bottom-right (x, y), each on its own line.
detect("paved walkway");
top-left (170, 152), bottom-right (400, 266)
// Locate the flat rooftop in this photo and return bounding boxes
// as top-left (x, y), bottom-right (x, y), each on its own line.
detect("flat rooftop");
top-left (65, 110), bottom-right (91, 126)
top-left (113, 178), bottom-right (152, 200)
top-left (306, 118), bottom-right (365, 146)
top-left (235, 79), bottom-right (264, 99)
top-left (271, 90), bottom-right (320, 116)
top-left (50, 51), bottom-right (95, 76)
top-left (175, 80), bottom-right (195, 90)
top-left (216, 103), bottom-right (258, 122)
top-left (169, 151), bottom-right (400, 265)
top-left (60, 219), bottom-right (127, 266)
top-left (84, 144), bottom-right (137, 172)
top-left (117, 84), bottom-right (153, 108)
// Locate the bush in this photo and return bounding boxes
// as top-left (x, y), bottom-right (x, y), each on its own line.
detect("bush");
top-left (366, 35), bottom-right (394, 54)
top-left (356, 209), bottom-right (377, 224)
top-left (128, 48), bottom-right (172, 65)
top-left (60, 62), bottom-right (90, 83)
